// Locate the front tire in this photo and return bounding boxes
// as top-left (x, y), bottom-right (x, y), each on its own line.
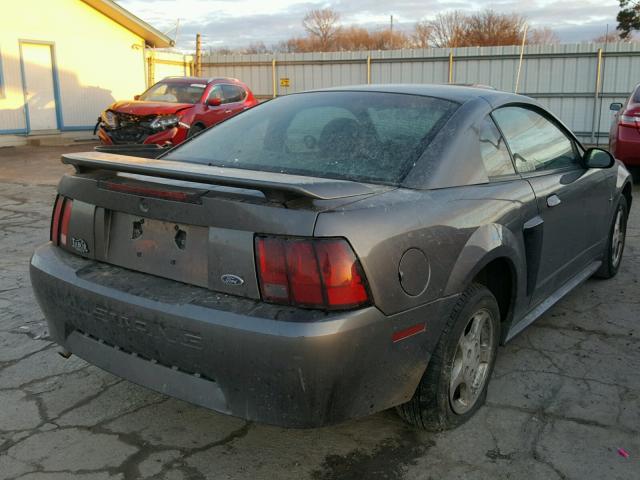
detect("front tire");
top-left (595, 195), bottom-right (628, 279)
top-left (397, 283), bottom-right (500, 431)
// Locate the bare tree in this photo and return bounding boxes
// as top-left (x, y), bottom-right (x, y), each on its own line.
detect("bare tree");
top-left (412, 20), bottom-right (433, 48)
top-left (244, 41), bottom-right (270, 54)
top-left (465, 10), bottom-right (526, 46)
top-left (528, 27), bottom-right (560, 44)
top-left (428, 11), bottom-right (468, 48)
top-left (592, 31), bottom-right (624, 43)
top-left (303, 8), bottom-right (341, 50)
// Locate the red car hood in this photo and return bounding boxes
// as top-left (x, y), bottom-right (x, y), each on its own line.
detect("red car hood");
top-left (108, 100), bottom-right (193, 116)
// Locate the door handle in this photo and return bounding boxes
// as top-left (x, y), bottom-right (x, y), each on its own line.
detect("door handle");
top-left (547, 194), bottom-right (561, 208)
top-left (224, 109), bottom-right (232, 114)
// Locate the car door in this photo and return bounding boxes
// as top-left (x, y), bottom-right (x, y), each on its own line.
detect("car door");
top-left (492, 105), bottom-right (595, 306)
top-left (221, 84), bottom-right (247, 118)
top-left (200, 85), bottom-right (227, 127)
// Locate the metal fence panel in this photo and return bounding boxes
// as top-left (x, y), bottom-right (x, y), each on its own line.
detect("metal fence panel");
top-left (198, 43), bottom-right (640, 143)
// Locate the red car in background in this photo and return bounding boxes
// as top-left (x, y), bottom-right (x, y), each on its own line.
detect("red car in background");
top-left (610, 84), bottom-right (640, 168)
top-left (97, 77), bottom-right (258, 147)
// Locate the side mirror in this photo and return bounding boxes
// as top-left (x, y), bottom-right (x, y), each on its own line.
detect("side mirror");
top-left (134, 94), bottom-right (141, 101)
top-left (583, 147), bottom-right (615, 169)
top-left (610, 102), bottom-right (623, 112)
top-left (207, 97), bottom-right (222, 107)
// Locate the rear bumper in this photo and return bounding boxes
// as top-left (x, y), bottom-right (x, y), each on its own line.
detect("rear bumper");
top-left (30, 243), bottom-right (455, 427)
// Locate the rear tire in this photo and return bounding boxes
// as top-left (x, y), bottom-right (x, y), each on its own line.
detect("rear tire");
top-left (595, 195), bottom-right (628, 279)
top-left (397, 283), bottom-right (500, 431)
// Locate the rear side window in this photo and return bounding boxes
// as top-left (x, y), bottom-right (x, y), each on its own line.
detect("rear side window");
top-left (222, 84), bottom-right (245, 103)
top-left (167, 91), bottom-right (458, 185)
top-left (479, 116), bottom-right (515, 178)
top-left (492, 106), bottom-right (579, 174)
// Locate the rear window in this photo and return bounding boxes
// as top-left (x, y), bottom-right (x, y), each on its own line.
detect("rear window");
top-left (166, 91), bottom-right (458, 184)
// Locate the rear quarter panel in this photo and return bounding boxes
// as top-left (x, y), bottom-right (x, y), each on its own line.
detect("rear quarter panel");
top-left (313, 180), bottom-right (537, 319)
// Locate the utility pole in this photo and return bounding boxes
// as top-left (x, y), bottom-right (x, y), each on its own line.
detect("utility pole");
top-left (195, 33), bottom-right (202, 77)
top-left (174, 18), bottom-right (180, 47)
top-left (390, 15), bottom-right (394, 48)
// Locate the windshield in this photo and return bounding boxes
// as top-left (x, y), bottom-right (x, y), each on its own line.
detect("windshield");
top-left (166, 91), bottom-right (458, 184)
top-left (139, 82), bottom-right (206, 104)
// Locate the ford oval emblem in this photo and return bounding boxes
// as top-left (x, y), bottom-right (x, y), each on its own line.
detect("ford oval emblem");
top-left (221, 274), bottom-right (244, 286)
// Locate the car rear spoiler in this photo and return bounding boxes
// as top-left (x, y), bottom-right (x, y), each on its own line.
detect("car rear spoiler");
top-left (61, 152), bottom-right (387, 202)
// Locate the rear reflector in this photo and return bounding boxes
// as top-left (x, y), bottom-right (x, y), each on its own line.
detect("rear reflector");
top-left (255, 236), bottom-right (370, 310)
top-left (392, 323), bottom-right (426, 343)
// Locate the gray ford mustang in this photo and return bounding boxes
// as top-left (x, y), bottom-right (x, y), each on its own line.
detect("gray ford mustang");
top-left (30, 85), bottom-right (632, 430)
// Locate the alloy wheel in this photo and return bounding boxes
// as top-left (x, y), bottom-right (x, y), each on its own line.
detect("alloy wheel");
top-left (449, 308), bottom-right (495, 415)
top-left (611, 206), bottom-right (626, 268)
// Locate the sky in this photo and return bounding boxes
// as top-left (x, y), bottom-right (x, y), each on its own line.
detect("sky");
top-left (116, 0), bottom-right (622, 51)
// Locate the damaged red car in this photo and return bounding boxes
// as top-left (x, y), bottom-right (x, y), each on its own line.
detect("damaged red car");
top-left (96, 77), bottom-right (258, 147)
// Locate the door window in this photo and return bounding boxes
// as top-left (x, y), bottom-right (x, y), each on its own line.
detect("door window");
top-left (222, 84), bottom-right (245, 103)
top-left (492, 106), bottom-right (580, 174)
top-left (478, 116), bottom-right (515, 178)
top-left (206, 85), bottom-right (223, 104)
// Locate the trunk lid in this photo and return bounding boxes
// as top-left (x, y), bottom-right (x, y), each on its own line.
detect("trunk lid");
top-left (57, 152), bottom-right (391, 301)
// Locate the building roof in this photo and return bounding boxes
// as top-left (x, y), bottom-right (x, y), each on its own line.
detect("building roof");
top-left (82, 0), bottom-right (173, 48)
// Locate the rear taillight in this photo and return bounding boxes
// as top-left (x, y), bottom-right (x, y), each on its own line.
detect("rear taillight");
top-left (620, 113), bottom-right (640, 128)
top-left (255, 236), bottom-right (370, 310)
top-left (50, 196), bottom-right (64, 245)
top-left (50, 196), bottom-right (73, 246)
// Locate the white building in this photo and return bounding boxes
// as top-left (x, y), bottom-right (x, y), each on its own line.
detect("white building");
top-left (0, 0), bottom-right (172, 146)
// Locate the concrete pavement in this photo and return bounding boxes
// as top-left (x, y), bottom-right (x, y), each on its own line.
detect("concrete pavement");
top-left (0, 145), bottom-right (638, 479)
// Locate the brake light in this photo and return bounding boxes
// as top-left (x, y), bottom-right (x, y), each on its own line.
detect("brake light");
top-left (50, 196), bottom-right (73, 246)
top-left (255, 236), bottom-right (370, 310)
top-left (100, 181), bottom-right (199, 203)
